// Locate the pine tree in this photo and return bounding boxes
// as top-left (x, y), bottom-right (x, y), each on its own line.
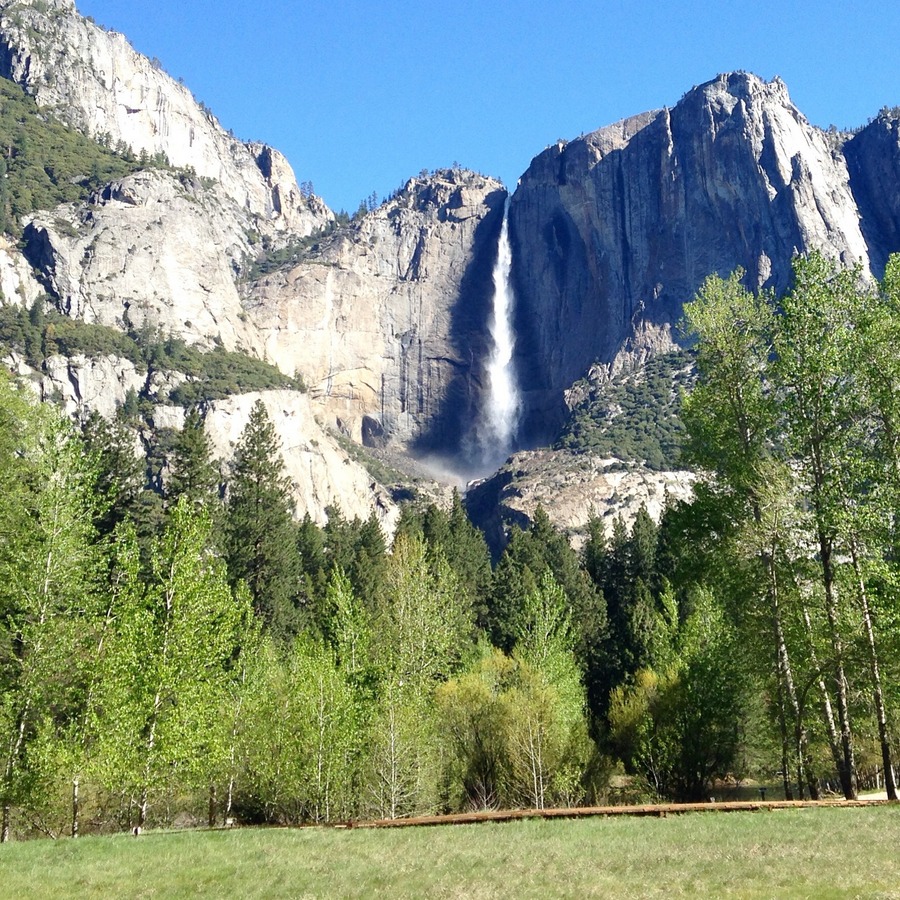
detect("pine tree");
top-left (167, 407), bottom-right (220, 509)
top-left (428, 492), bottom-right (493, 628)
top-left (321, 508), bottom-right (387, 615)
top-left (607, 587), bottom-right (746, 801)
top-left (296, 513), bottom-right (328, 630)
top-left (489, 507), bottom-right (605, 737)
top-left (80, 411), bottom-right (145, 539)
top-left (224, 400), bottom-right (300, 640)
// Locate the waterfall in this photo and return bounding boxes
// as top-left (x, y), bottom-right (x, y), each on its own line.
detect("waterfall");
top-left (472, 197), bottom-right (520, 470)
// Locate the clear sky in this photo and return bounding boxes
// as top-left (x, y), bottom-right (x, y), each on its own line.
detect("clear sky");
top-left (75, 0), bottom-right (900, 215)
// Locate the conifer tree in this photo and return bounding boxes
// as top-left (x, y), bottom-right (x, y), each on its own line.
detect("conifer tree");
top-left (296, 513), bottom-right (328, 629)
top-left (224, 400), bottom-right (300, 640)
top-left (428, 492), bottom-right (493, 626)
top-left (321, 508), bottom-right (387, 614)
top-left (80, 411), bottom-right (145, 539)
top-left (167, 407), bottom-right (220, 509)
top-left (490, 508), bottom-right (605, 735)
top-left (607, 587), bottom-right (746, 801)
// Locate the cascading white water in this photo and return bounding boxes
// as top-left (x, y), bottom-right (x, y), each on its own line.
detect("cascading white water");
top-left (473, 198), bottom-right (520, 469)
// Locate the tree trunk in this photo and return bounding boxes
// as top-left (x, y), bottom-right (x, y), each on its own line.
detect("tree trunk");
top-left (819, 537), bottom-right (857, 799)
top-left (138, 793), bottom-right (148, 829)
top-left (138, 697), bottom-right (162, 830)
top-left (775, 678), bottom-right (795, 800)
top-left (849, 541), bottom-right (897, 800)
top-left (71, 776), bottom-right (79, 838)
top-left (763, 537), bottom-right (818, 799)
top-left (208, 784), bottom-right (217, 828)
top-left (225, 774), bottom-right (235, 824)
top-left (2, 697), bottom-right (32, 845)
top-left (225, 683), bottom-right (243, 825)
top-left (801, 603), bottom-right (844, 788)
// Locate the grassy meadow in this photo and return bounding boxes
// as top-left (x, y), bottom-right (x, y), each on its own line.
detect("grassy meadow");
top-left (1, 805), bottom-right (899, 898)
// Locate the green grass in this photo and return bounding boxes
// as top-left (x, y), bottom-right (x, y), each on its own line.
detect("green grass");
top-left (2, 807), bottom-right (899, 898)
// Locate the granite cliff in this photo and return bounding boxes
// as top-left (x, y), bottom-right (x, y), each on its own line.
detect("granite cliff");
top-left (246, 170), bottom-right (507, 455)
top-left (24, 169), bottom-right (264, 353)
top-left (3, 1), bottom-right (900, 535)
top-left (508, 72), bottom-right (899, 442)
top-left (0, 0), bottom-right (331, 237)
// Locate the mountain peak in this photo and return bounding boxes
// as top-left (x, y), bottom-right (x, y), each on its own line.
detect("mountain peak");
top-left (678, 71), bottom-right (800, 120)
top-left (0, 0), bottom-right (331, 235)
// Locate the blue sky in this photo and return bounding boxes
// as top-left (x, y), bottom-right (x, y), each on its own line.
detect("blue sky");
top-left (75, 0), bottom-right (900, 215)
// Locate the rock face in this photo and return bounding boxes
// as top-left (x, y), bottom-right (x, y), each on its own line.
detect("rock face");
top-left (5, 349), bottom-right (402, 529)
top-left (38, 352), bottom-right (146, 418)
top-left (201, 390), bottom-right (400, 530)
top-left (465, 448), bottom-right (697, 555)
top-left (508, 72), bottom-right (897, 442)
top-left (0, 0), bottom-right (331, 237)
top-left (844, 110), bottom-right (900, 276)
top-left (247, 170), bottom-right (507, 454)
top-left (4, 5), bottom-right (900, 536)
top-left (0, 235), bottom-right (43, 307)
top-left (20, 163), bottom-right (509, 459)
top-left (24, 169), bottom-right (263, 352)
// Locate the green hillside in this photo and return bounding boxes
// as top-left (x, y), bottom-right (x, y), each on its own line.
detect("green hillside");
top-left (0, 76), bottom-right (168, 234)
top-left (555, 350), bottom-right (694, 469)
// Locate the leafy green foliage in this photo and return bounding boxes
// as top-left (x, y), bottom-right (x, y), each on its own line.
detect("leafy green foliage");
top-left (607, 588), bottom-right (747, 801)
top-left (556, 350), bottom-right (694, 469)
top-left (10, 251), bottom-right (900, 834)
top-left (99, 501), bottom-right (250, 827)
top-left (235, 634), bottom-right (359, 824)
top-left (0, 376), bottom-right (101, 839)
top-left (679, 252), bottom-right (900, 803)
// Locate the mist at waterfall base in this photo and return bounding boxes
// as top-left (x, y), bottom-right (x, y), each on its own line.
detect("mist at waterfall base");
top-left (420, 200), bottom-right (522, 487)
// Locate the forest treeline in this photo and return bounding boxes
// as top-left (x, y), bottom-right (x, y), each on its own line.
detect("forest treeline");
top-left (2, 250), bottom-right (900, 840)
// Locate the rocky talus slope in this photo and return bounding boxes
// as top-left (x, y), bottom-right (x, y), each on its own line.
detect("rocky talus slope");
top-left (466, 450), bottom-right (697, 552)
